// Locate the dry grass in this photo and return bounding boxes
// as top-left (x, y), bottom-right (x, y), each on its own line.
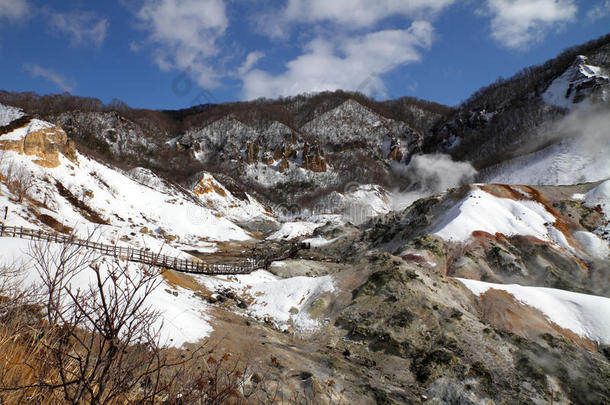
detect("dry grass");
top-left (0, 307), bottom-right (64, 404)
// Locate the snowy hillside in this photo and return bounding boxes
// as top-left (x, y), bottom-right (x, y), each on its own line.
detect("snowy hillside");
top-left (482, 135), bottom-right (610, 186)
top-left (542, 55), bottom-right (609, 109)
top-left (301, 99), bottom-right (416, 150)
top-left (431, 185), bottom-right (609, 259)
top-left (0, 116), bottom-right (340, 348)
top-left (459, 278), bottom-right (610, 344)
top-left (0, 116), bottom-right (283, 249)
top-left (0, 103), bottom-right (24, 126)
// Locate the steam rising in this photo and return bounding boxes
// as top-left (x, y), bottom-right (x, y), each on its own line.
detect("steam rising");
top-left (390, 154), bottom-right (477, 210)
top-left (484, 104), bottom-right (610, 185)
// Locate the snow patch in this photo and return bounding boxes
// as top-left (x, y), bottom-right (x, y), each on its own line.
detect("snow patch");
top-left (0, 119), bottom-right (54, 141)
top-left (196, 270), bottom-right (335, 332)
top-left (433, 189), bottom-right (558, 244)
top-left (574, 231), bottom-right (609, 259)
top-left (458, 278), bottom-right (610, 344)
top-left (268, 221), bottom-right (320, 240)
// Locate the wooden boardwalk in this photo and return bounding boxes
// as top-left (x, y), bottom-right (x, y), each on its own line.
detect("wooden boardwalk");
top-left (0, 225), bottom-right (260, 275)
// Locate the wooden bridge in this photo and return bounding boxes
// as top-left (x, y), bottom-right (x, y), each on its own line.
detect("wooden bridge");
top-left (0, 225), bottom-right (261, 275)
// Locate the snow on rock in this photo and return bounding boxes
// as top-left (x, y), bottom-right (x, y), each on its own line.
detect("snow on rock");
top-left (584, 179), bottom-right (610, 216)
top-left (0, 103), bottom-right (24, 126)
top-left (458, 278), bottom-right (610, 344)
top-left (196, 270), bottom-right (335, 333)
top-left (0, 237), bottom-right (212, 348)
top-left (433, 188), bottom-right (560, 244)
top-left (192, 172), bottom-right (274, 224)
top-left (583, 179), bottom-right (610, 242)
top-left (542, 55), bottom-right (609, 109)
top-left (0, 119), bottom-right (54, 142)
top-left (574, 231), bottom-right (609, 259)
top-left (268, 221), bottom-right (321, 240)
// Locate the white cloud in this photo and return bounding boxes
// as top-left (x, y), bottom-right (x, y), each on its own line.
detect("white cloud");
top-left (23, 63), bottom-right (75, 92)
top-left (258, 0), bottom-right (454, 38)
top-left (136, 0), bottom-right (228, 88)
top-left (0, 0), bottom-right (29, 19)
top-left (482, 0), bottom-right (578, 49)
top-left (587, 1), bottom-right (610, 21)
top-left (49, 11), bottom-right (108, 48)
top-left (285, 0), bottom-right (454, 26)
top-left (238, 51), bottom-right (265, 76)
top-left (242, 21), bottom-right (433, 100)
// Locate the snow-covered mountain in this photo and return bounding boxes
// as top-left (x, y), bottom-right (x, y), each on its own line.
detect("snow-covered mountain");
top-left (0, 114), bottom-right (336, 349)
top-left (1, 34), bottom-right (610, 404)
top-left (542, 55), bottom-right (609, 109)
top-left (0, 117), bottom-right (267, 248)
top-left (428, 39), bottom-right (610, 177)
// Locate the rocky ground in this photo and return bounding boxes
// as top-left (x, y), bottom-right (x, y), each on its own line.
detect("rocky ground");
top-left (165, 182), bottom-right (609, 404)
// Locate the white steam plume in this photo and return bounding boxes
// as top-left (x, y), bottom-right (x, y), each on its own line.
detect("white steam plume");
top-left (390, 154), bottom-right (477, 210)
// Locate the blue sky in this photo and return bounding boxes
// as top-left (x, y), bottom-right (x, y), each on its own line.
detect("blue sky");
top-left (0, 0), bottom-right (609, 110)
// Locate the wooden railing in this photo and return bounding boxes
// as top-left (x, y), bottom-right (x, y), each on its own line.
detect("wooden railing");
top-left (0, 225), bottom-right (260, 275)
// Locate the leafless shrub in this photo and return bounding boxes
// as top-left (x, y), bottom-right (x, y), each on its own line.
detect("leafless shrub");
top-left (2, 160), bottom-right (35, 203)
top-left (0, 234), bottom-right (318, 404)
top-left (0, 233), bottom-right (198, 404)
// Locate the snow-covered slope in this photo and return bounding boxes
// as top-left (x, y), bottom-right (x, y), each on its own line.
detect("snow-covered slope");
top-left (542, 55), bottom-right (609, 109)
top-left (431, 185), bottom-right (608, 259)
top-left (0, 117), bottom-right (341, 347)
top-left (458, 278), bottom-right (610, 344)
top-left (0, 237), bottom-right (212, 347)
top-left (0, 118), bottom-right (259, 251)
top-left (483, 136), bottom-right (610, 186)
top-left (0, 103), bottom-right (24, 126)
top-left (196, 270), bottom-right (335, 333)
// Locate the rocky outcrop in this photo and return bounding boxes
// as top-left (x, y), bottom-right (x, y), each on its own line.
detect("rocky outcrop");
top-left (386, 135), bottom-right (403, 161)
top-left (0, 119), bottom-right (77, 168)
top-left (56, 111), bottom-right (155, 160)
top-left (278, 157), bottom-right (289, 173)
top-left (302, 142), bottom-right (327, 172)
top-left (542, 55), bottom-right (609, 108)
top-left (244, 141), bottom-right (260, 165)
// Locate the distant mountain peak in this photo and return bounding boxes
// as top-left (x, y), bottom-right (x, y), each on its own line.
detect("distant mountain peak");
top-left (542, 54), bottom-right (609, 109)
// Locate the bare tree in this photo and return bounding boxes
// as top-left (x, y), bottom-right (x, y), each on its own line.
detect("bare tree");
top-left (0, 234), bottom-right (193, 404)
top-left (2, 160), bottom-right (35, 203)
top-left (0, 233), bottom-right (297, 404)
